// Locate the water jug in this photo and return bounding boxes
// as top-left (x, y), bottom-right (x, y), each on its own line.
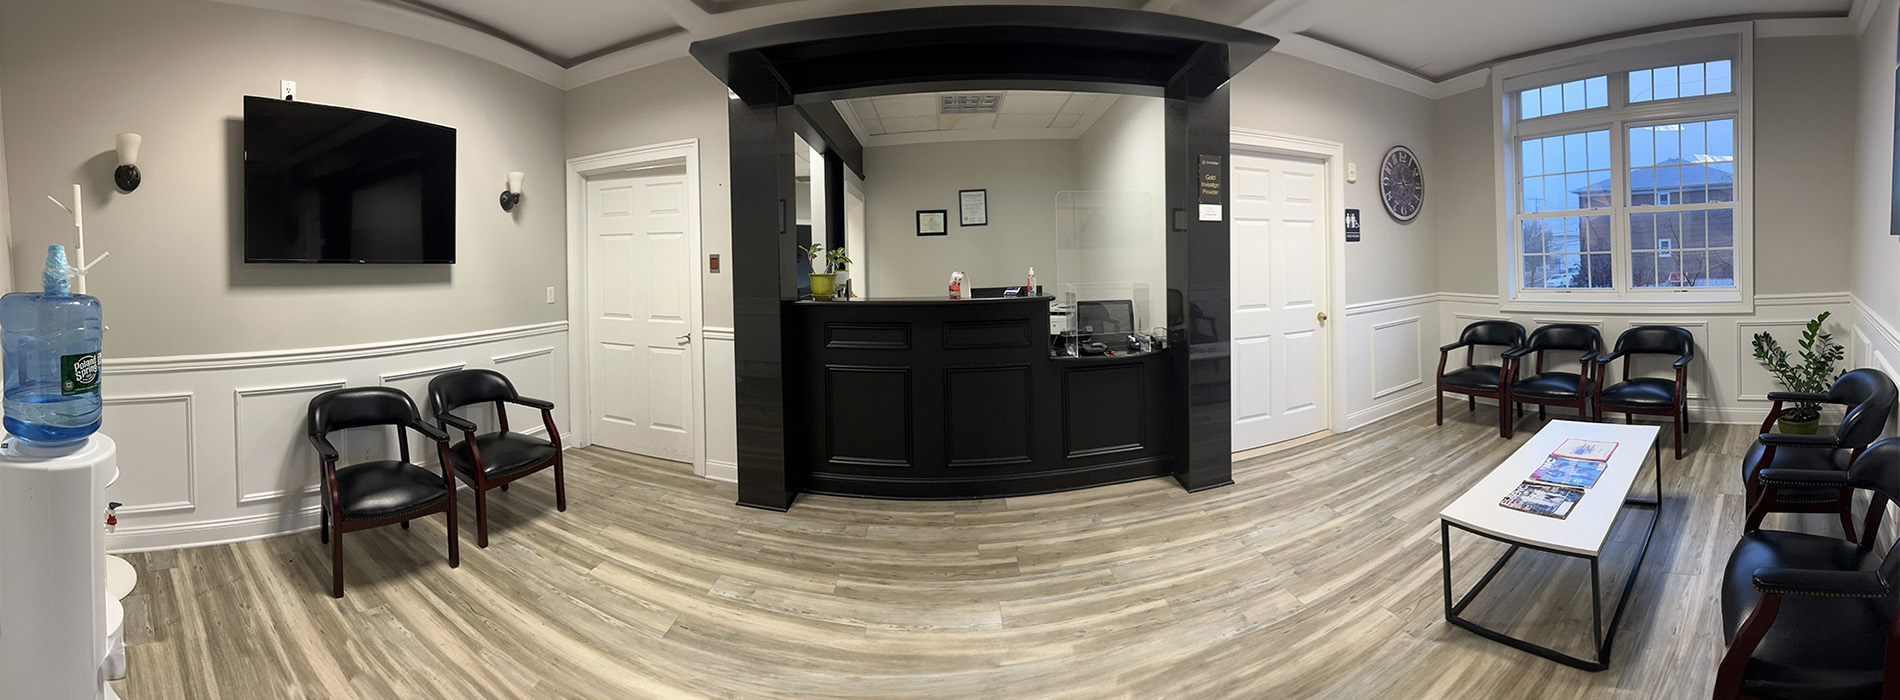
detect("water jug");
top-left (1, 245), bottom-right (103, 452)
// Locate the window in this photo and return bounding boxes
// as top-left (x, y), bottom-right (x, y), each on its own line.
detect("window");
top-left (1498, 30), bottom-right (1746, 308)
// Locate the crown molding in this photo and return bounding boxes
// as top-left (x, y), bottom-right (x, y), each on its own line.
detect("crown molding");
top-left (209, 0), bottom-right (566, 87)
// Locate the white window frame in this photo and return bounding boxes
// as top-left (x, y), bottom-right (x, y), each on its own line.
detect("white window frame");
top-left (1493, 23), bottom-right (1754, 314)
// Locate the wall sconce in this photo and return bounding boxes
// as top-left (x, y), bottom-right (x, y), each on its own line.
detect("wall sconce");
top-left (499, 171), bottom-right (524, 212)
top-left (114, 133), bottom-right (142, 193)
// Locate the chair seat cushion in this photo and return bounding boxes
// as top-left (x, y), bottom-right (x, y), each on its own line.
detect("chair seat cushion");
top-left (1598, 377), bottom-right (1679, 408)
top-left (335, 460), bottom-right (451, 521)
top-left (1510, 372), bottom-right (1591, 400)
top-left (1439, 365), bottom-right (1503, 391)
top-left (1721, 531), bottom-right (1892, 700)
top-left (1742, 442), bottom-right (1854, 504)
top-left (450, 432), bottom-right (558, 482)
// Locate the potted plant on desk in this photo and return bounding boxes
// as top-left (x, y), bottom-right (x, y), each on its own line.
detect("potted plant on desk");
top-left (799, 244), bottom-right (852, 299)
top-left (1750, 311), bottom-right (1845, 435)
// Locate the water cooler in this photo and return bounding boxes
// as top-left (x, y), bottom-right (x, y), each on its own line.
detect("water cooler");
top-left (0, 434), bottom-right (122, 699)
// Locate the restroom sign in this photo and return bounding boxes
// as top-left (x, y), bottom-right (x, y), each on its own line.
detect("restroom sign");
top-left (1345, 208), bottom-right (1362, 242)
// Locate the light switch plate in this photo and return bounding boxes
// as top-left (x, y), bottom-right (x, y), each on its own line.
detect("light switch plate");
top-left (545, 287), bottom-right (556, 304)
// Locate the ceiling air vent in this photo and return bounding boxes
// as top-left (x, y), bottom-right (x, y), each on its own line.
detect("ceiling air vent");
top-left (940, 94), bottom-right (1001, 114)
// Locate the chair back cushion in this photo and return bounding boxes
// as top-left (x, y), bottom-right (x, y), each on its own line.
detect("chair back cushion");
top-left (1832, 369), bottom-right (1899, 449)
top-left (1459, 320), bottom-right (1525, 348)
top-left (1850, 439), bottom-right (1900, 589)
top-left (429, 369), bottom-right (520, 415)
top-left (1614, 325), bottom-right (1694, 358)
top-left (309, 387), bottom-right (422, 436)
top-left (1525, 324), bottom-right (1603, 355)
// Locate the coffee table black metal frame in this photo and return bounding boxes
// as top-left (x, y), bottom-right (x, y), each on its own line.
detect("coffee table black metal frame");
top-left (1439, 439), bottom-right (1662, 671)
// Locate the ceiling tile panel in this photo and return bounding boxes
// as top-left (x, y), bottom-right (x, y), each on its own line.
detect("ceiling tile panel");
top-left (873, 95), bottom-right (937, 118)
top-left (995, 114), bottom-right (1058, 130)
top-left (882, 115), bottom-right (940, 133)
top-left (1000, 92), bottom-right (1071, 114)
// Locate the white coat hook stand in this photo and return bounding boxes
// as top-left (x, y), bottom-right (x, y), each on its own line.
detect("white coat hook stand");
top-left (46, 184), bottom-right (110, 330)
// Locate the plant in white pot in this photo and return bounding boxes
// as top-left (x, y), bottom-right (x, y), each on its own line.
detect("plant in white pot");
top-left (1750, 311), bottom-right (1845, 435)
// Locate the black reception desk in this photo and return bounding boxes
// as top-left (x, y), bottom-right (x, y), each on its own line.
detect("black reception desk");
top-left (788, 295), bottom-right (1174, 500)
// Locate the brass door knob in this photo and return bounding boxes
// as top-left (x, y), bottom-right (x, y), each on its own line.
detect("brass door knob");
top-left (1317, 312), bottom-right (1329, 323)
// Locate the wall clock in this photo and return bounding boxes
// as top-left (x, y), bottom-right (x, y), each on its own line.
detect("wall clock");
top-left (1379, 145), bottom-right (1423, 223)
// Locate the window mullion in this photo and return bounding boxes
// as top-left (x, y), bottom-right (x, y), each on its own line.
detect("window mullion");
top-left (1610, 118), bottom-right (1631, 296)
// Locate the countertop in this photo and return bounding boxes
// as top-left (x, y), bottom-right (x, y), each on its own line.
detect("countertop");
top-left (792, 295), bottom-right (1053, 306)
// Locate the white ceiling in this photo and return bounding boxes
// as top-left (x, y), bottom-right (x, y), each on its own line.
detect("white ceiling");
top-left (835, 91), bottom-right (1120, 146)
top-left (213, 0), bottom-right (1872, 92)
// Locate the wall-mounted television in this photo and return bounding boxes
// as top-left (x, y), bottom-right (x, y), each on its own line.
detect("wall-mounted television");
top-left (243, 96), bottom-right (456, 263)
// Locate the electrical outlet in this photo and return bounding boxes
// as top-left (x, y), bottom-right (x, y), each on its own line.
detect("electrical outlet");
top-left (281, 80), bottom-right (297, 101)
top-left (546, 286), bottom-right (557, 304)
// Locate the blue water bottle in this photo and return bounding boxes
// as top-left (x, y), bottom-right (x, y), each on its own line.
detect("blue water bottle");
top-left (1, 245), bottom-right (103, 453)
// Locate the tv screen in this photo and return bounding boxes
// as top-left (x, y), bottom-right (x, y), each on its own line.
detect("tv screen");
top-left (243, 96), bottom-right (456, 263)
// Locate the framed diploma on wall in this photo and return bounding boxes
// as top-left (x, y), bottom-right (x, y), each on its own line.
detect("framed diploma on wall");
top-left (959, 189), bottom-right (988, 226)
top-left (918, 210), bottom-right (948, 236)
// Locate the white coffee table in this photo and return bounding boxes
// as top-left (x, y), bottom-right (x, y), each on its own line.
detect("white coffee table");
top-left (1439, 420), bottom-right (1663, 671)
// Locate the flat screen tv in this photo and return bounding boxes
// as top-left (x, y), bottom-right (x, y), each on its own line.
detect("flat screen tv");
top-left (243, 96), bottom-right (456, 263)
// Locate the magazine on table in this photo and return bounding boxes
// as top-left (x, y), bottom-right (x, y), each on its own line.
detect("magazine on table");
top-left (1500, 480), bottom-right (1585, 519)
top-left (1528, 438), bottom-right (1619, 489)
top-left (1552, 438), bottom-right (1618, 461)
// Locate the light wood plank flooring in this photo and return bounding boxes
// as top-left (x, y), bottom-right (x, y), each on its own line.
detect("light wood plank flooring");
top-left (112, 407), bottom-right (1822, 699)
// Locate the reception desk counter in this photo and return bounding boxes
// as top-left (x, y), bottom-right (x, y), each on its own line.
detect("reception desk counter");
top-left (787, 296), bottom-right (1173, 500)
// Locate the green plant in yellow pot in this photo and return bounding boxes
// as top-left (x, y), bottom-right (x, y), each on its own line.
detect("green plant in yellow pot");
top-left (799, 244), bottom-right (852, 300)
top-left (1751, 311), bottom-right (1845, 435)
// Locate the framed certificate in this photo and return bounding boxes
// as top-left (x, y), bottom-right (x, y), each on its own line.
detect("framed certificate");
top-left (959, 189), bottom-right (988, 226)
top-left (917, 210), bottom-right (948, 236)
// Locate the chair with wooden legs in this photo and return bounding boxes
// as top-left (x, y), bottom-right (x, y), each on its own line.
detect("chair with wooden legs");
top-left (1435, 320), bottom-right (1526, 436)
top-left (1716, 437), bottom-right (1900, 700)
top-left (1500, 323), bottom-right (1602, 439)
top-left (1593, 325), bottom-right (1695, 460)
top-left (308, 387), bottom-right (458, 598)
top-left (428, 369), bottom-right (566, 548)
top-left (1742, 368), bottom-right (1896, 544)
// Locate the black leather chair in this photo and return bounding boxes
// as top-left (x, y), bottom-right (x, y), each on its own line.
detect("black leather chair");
top-left (1593, 326), bottom-right (1696, 460)
top-left (1743, 368), bottom-right (1898, 544)
top-left (1501, 324), bottom-right (1603, 438)
top-left (1435, 320), bottom-right (1526, 436)
top-left (308, 387), bottom-right (458, 598)
top-left (1717, 437), bottom-right (1900, 700)
top-left (428, 369), bottom-right (566, 548)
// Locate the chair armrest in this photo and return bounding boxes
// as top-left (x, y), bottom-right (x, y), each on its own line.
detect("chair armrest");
top-left (1757, 468), bottom-right (1849, 488)
top-left (1753, 568), bottom-right (1890, 599)
top-left (307, 433), bottom-right (339, 461)
top-left (1438, 341), bottom-right (1467, 353)
top-left (437, 412), bottom-right (479, 433)
top-left (510, 396), bottom-right (555, 411)
top-left (1500, 346), bottom-right (1533, 359)
top-left (1595, 351), bottom-right (1626, 364)
top-left (1673, 353), bottom-right (1694, 369)
top-left (1766, 391), bottom-right (1834, 404)
top-left (410, 420), bottom-right (450, 443)
top-left (1757, 433), bottom-right (1842, 449)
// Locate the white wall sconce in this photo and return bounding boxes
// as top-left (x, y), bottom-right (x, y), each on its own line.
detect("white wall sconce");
top-left (500, 171), bottom-right (524, 212)
top-left (114, 133), bottom-right (142, 193)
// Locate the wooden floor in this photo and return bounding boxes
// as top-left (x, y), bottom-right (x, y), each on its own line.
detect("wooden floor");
top-left (111, 406), bottom-right (1824, 699)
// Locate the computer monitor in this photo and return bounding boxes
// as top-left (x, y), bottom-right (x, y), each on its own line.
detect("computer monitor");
top-left (1076, 299), bottom-right (1135, 337)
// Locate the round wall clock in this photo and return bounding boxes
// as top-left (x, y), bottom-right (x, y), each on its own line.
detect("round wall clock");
top-left (1379, 145), bottom-right (1423, 223)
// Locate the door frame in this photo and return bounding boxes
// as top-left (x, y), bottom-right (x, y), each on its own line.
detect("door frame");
top-left (565, 139), bottom-right (707, 474)
top-left (1230, 128), bottom-right (1349, 437)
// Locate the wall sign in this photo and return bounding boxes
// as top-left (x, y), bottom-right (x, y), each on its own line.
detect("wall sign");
top-left (959, 189), bottom-right (988, 226)
top-left (1345, 208), bottom-right (1361, 242)
top-left (1197, 155), bottom-right (1223, 222)
top-left (917, 210), bottom-right (948, 236)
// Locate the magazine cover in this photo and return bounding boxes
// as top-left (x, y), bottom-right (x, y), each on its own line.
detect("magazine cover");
top-left (1500, 480), bottom-right (1585, 519)
top-left (1552, 438), bottom-right (1618, 461)
top-left (1530, 455), bottom-right (1610, 489)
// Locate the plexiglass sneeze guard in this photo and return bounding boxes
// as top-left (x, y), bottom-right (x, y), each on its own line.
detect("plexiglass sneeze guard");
top-left (1054, 190), bottom-right (1163, 357)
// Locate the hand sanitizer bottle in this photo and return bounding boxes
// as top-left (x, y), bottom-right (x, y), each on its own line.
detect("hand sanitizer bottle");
top-left (0, 245), bottom-right (103, 454)
top-left (1027, 267), bottom-right (1037, 297)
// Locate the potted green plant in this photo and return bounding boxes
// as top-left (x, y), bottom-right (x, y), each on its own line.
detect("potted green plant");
top-left (826, 246), bottom-right (851, 296)
top-left (799, 244), bottom-right (851, 299)
top-left (1751, 311), bottom-right (1846, 435)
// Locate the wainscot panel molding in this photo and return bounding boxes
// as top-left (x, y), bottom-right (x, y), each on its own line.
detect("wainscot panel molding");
top-left (703, 325), bottom-right (738, 482)
top-left (1342, 295), bottom-right (1440, 430)
top-left (101, 323), bottom-right (571, 552)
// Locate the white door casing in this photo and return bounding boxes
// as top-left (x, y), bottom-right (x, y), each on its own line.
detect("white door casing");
top-left (586, 170), bottom-right (697, 462)
top-left (1230, 151), bottom-right (1331, 451)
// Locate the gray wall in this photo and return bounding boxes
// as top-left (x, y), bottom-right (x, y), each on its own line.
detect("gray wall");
top-left (0, 0), bottom-right (568, 357)
top-left (1429, 35), bottom-right (1858, 299)
top-left (0, 74), bottom-right (10, 292)
top-left (862, 139), bottom-right (1078, 296)
top-left (1231, 53), bottom-right (1441, 305)
top-left (565, 57), bottom-right (733, 328)
top-left (1855, 0), bottom-right (1900, 327)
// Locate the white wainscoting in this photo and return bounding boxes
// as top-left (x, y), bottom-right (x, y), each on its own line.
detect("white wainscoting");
top-left (702, 326), bottom-right (738, 483)
top-left (100, 322), bottom-right (570, 552)
top-left (1342, 293), bottom-right (1442, 429)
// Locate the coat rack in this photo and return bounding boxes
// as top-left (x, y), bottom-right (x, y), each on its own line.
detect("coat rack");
top-left (45, 184), bottom-right (110, 294)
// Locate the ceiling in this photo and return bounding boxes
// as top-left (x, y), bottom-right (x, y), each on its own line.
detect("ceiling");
top-left (215, 0), bottom-right (1870, 92)
top-left (834, 91), bottom-right (1120, 146)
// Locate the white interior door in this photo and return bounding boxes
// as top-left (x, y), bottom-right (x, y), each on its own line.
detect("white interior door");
top-left (1231, 152), bottom-right (1330, 451)
top-left (586, 169), bottom-right (696, 462)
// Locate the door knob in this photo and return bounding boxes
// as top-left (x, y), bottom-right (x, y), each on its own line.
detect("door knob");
top-left (1317, 312), bottom-right (1329, 323)
top-left (676, 334), bottom-right (692, 344)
